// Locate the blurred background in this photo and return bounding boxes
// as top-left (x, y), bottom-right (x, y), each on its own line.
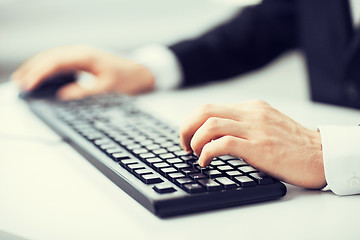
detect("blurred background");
top-left (0, 0), bottom-right (261, 83)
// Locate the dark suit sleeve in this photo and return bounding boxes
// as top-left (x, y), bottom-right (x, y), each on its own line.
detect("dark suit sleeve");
top-left (169, 0), bottom-right (298, 87)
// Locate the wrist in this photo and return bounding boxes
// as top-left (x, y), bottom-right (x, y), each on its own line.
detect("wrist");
top-left (134, 63), bottom-right (155, 94)
top-left (307, 130), bottom-right (327, 189)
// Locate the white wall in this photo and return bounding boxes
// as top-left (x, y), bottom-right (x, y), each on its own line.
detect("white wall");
top-left (0, 0), bottom-right (241, 80)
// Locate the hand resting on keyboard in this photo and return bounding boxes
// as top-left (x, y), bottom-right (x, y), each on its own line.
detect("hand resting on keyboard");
top-left (12, 45), bottom-right (155, 100)
top-left (179, 100), bottom-right (326, 189)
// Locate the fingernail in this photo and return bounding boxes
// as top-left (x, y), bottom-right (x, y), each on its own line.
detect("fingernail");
top-left (197, 160), bottom-right (205, 168)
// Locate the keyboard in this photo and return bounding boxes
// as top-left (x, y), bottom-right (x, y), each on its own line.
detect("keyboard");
top-left (24, 94), bottom-right (287, 217)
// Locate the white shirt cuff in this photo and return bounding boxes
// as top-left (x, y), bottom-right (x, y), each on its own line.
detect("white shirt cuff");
top-left (130, 44), bottom-right (183, 91)
top-left (319, 126), bottom-right (360, 195)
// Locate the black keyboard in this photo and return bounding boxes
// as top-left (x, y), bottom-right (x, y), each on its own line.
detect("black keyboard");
top-left (24, 94), bottom-right (286, 217)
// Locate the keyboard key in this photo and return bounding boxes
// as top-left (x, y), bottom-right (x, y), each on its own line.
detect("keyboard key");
top-left (159, 167), bottom-right (177, 176)
top-left (167, 146), bottom-right (182, 152)
top-left (127, 144), bottom-right (141, 150)
top-left (166, 158), bottom-right (183, 166)
top-left (152, 162), bottom-right (170, 170)
top-left (140, 174), bottom-right (163, 184)
top-left (153, 184), bottom-right (176, 194)
top-left (85, 133), bottom-right (104, 141)
top-left (127, 163), bottom-right (145, 172)
top-left (181, 168), bottom-right (199, 176)
top-left (173, 163), bottom-right (191, 170)
top-left (168, 172), bottom-right (186, 180)
top-left (133, 148), bottom-right (148, 154)
top-left (175, 177), bottom-right (194, 186)
top-left (238, 166), bottom-right (258, 173)
top-left (146, 144), bottom-right (160, 150)
top-left (105, 147), bottom-right (124, 154)
top-left (173, 150), bottom-right (190, 157)
top-left (99, 143), bottom-right (118, 150)
top-left (159, 153), bottom-right (175, 159)
top-left (144, 157), bottom-right (163, 165)
top-left (153, 148), bottom-right (168, 155)
top-left (225, 170), bottom-right (243, 179)
top-left (119, 158), bottom-right (138, 167)
top-left (139, 152), bottom-right (155, 159)
top-left (189, 173), bottom-right (207, 180)
top-left (198, 166), bottom-right (215, 171)
top-left (217, 164), bottom-right (233, 171)
top-left (134, 168), bottom-right (153, 177)
top-left (215, 177), bottom-right (237, 190)
top-left (210, 160), bottom-right (225, 166)
top-left (121, 140), bottom-right (136, 146)
top-left (94, 138), bottom-right (112, 145)
top-left (249, 172), bottom-right (274, 185)
top-left (234, 176), bottom-right (257, 187)
top-left (153, 137), bottom-right (167, 144)
top-left (218, 155), bottom-right (237, 161)
top-left (203, 170), bottom-right (223, 178)
top-left (161, 142), bottom-right (174, 148)
top-left (111, 152), bottom-right (131, 161)
top-left (198, 179), bottom-right (222, 191)
top-left (227, 159), bottom-right (247, 167)
top-left (181, 155), bottom-right (198, 163)
top-left (191, 162), bottom-right (200, 169)
top-left (183, 183), bottom-right (205, 193)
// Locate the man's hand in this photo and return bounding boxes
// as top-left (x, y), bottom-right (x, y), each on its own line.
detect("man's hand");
top-left (12, 45), bottom-right (155, 100)
top-left (179, 100), bottom-right (326, 189)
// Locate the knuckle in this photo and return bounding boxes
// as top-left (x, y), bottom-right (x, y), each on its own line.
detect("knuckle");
top-left (251, 99), bottom-right (269, 107)
top-left (205, 117), bottom-right (220, 131)
top-left (201, 143), bottom-right (213, 159)
top-left (222, 136), bottom-right (236, 148)
top-left (256, 109), bottom-right (269, 121)
top-left (198, 103), bottom-right (214, 118)
top-left (256, 138), bottom-right (276, 153)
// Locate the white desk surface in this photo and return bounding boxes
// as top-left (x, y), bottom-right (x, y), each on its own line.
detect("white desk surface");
top-left (1, 53), bottom-right (359, 240)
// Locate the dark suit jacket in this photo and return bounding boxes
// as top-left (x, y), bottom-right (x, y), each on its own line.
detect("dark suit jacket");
top-left (170, 0), bottom-right (360, 109)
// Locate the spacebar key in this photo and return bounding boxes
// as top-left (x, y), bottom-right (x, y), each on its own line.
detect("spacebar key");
top-left (140, 174), bottom-right (164, 184)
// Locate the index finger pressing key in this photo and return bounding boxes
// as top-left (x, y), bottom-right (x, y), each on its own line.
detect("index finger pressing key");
top-left (179, 104), bottom-right (244, 152)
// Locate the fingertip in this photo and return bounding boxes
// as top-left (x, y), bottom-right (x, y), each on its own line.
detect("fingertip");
top-left (11, 71), bottom-right (27, 89)
top-left (197, 158), bottom-right (208, 168)
top-left (179, 136), bottom-right (189, 152)
top-left (197, 160), bottom-right (205, 168)
top-left (11, 71), bottom-right (19, 81)
top-left (57, 83), bottom-right (90, 101)
top-left (57, 88), bottom-right (77, 101)
top-left (56, 91), bottom-right (71, 101)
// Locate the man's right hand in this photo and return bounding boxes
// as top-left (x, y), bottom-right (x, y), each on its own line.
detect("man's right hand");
top-left (12, 45), bottom-right (155, 100)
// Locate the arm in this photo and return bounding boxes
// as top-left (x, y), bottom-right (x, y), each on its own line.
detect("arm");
top-left (170, 0), bottom-right (299, 87)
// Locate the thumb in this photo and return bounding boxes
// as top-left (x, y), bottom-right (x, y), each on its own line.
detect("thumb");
top-left (56, 81), bottom-right (104, 100)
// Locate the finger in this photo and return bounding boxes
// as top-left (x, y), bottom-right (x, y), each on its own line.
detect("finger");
top-left (24, 55), bottom-right (92, 91)
top-left (16, 47), bottom-right (94, 91)
top-left (198, 135), bottom-right (251, 167)
top-left (12, 50), bottom-right (62, 88)
top-left (12, 56), bottom-right (40, 87)
top-left (190, 117), bottom-right (249, 156)
top-left (57, 81), bottom-right (104, 101)
top-left (179, 104), bottom-right (244, 152)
